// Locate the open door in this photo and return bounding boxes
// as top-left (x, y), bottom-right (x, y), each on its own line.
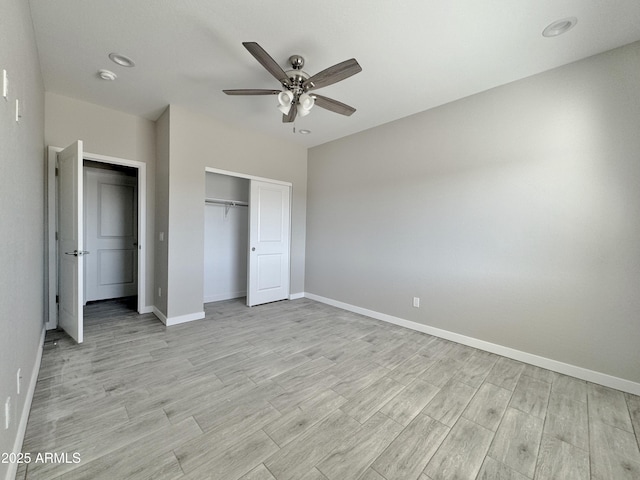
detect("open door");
top-left (57, 141), bottom-right (84, 343)
top-left (247, 180), bottom-right (291, 306)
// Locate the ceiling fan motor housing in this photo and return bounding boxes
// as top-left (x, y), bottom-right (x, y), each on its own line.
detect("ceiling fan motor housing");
top-left (289, 55), bottom-right (304, 69)
top-left (283, 55), bottom-right (310, 95)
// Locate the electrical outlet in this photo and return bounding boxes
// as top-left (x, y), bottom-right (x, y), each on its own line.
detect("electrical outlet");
top-left (159, 232), bottom-right (164, 241)
top-left (158, 287), bottom-right (162, 298)
top-left (16, 369), bottom-right (21, 395)
top-left (4, 397), bottom-right (10, 430)
top-left (413, 297), bottom-right (420, 308)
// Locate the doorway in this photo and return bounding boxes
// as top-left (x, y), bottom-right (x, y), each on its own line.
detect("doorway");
top-left (84, 161), bottom-right (138, 303)
top-left (46, 145), bottom-right (147, 340)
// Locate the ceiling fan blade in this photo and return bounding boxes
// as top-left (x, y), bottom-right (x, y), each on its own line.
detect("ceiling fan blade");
top-left (223, 89), bottom-right (280, 95)
top-left (303, 58), bottom-right (362, 91)
top-left (312, 94), bottom-right (356, 116)
top-left (242, 42), bottom-right (290, 87)
top-left (282, 104), bottom-right (297, 123)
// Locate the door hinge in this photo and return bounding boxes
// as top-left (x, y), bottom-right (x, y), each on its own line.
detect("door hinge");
top-left (55, 231), bottom-right (58, 241)
top-left (55, 167), bottom-right (59, 176)
top-left (56, 295), bottom-right (59, 304)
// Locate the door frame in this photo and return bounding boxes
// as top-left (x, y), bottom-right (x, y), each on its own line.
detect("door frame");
top-left (204, 167), bottom-right (293, 304)
top-left (47, 146), bottom-right (148, 330)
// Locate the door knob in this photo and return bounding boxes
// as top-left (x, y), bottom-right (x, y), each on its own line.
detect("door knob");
top-left (251, 247), bottom-right (256, 251)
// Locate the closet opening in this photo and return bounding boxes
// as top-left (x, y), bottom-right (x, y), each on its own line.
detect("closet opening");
top-left (204, 172), bottom-right (250, 303)
top-left (204, 168), bottom-right (292, 308)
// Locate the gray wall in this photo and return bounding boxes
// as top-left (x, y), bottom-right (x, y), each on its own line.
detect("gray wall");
top-left (306, 41), bottom-right (640, 384)
top-left (154, 107), bottom-right (170, 315)
top-left (45, 92), bottom-right (157, 310)
top-left (0, 0), bottom-right (45, 475)
top-left (159, 105), bottom-right (307, 319)
top-left (205, 172), bottom-right (250, 202)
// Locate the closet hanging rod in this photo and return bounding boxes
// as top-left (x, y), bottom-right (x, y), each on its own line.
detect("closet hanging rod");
top-left (205, 197), bottom-right (248, 207)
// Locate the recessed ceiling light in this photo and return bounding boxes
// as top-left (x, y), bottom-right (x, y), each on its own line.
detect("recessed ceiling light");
top-left (542, 17), bottom-right (577, 37)
top-left (97, 69), bottom-right (117, 81)
top-left (108, 53), bottom-right (136, 67)
top-left (299, 129), bottom-right (311, 135)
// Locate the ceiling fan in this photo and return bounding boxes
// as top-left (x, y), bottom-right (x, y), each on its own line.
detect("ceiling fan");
top-left (223, 42), bottom-right (362, 123)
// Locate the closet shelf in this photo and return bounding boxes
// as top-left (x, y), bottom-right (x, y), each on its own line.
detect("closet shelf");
top-left (205, 197), bottom-right (248, 207)
top-left (205, 197), bottom-right (248, 217)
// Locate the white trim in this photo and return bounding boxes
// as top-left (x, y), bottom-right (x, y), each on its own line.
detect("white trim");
top-left (153, 308), bottom-right (205, 326)
top-left (47, 145), bottom-right (150, 330)
top-left (205, 167), bottom-right (292, 187)
top-left (6, 328), bottom-right (45, 480)
top-left (305, 293), bottom-right (640, 396)
top-left (46, 148), bottom-right (57, 330)
top-left (152, 307), bottom-right (168, 324)
top-left (289, 292), bottom-right (305, 300)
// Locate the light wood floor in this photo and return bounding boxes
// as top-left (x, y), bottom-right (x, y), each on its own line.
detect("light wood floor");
top-left (17, 297), bottom-right (640, 480)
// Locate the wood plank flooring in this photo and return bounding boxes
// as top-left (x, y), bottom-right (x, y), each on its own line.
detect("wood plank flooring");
top-left (16, 297), bottom-right (640, 480)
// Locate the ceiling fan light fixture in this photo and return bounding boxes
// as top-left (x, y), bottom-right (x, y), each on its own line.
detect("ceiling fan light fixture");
top-left (277, 90), bottom-right (293, 114)
top-left (542, 17), bottom-right (577, 37)
top-left (297, 92), bottom-right (314, 116)
top-left (225, 42), bottom-right (361, 124)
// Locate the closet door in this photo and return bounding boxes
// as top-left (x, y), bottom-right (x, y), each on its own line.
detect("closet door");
top-left (247, 181), bottom-right (291, 306)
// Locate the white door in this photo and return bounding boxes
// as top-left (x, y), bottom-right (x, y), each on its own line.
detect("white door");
top-left (57, 141), bottom-right (84, 343)
top-left (84, 167), bottom-right (138, 302)
top-left (247, 181), bottom-right (291, 306)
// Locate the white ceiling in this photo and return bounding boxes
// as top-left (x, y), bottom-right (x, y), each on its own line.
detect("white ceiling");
top-left (28, 0), bottom-right (640, 148)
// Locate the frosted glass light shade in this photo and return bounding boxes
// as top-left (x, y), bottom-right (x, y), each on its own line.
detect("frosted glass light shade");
top-left (297, 93), bottom-right (314, 116)
top-left (277, 90), bottom-right (293, 114)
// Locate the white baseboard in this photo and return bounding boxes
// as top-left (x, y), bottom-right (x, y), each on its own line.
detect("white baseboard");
top-left (204, 291), bottom-right (246, 303)
top-left (289, 292), bottom-right (305, 300)
top-left (152, 307), bottom-right (168, 324)
top-left (153, 307), bottom-right (205, 326)
top-left (6, 327), bottom-right (45, 480)
top-left (305, 293), bottom-right (640, 396)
